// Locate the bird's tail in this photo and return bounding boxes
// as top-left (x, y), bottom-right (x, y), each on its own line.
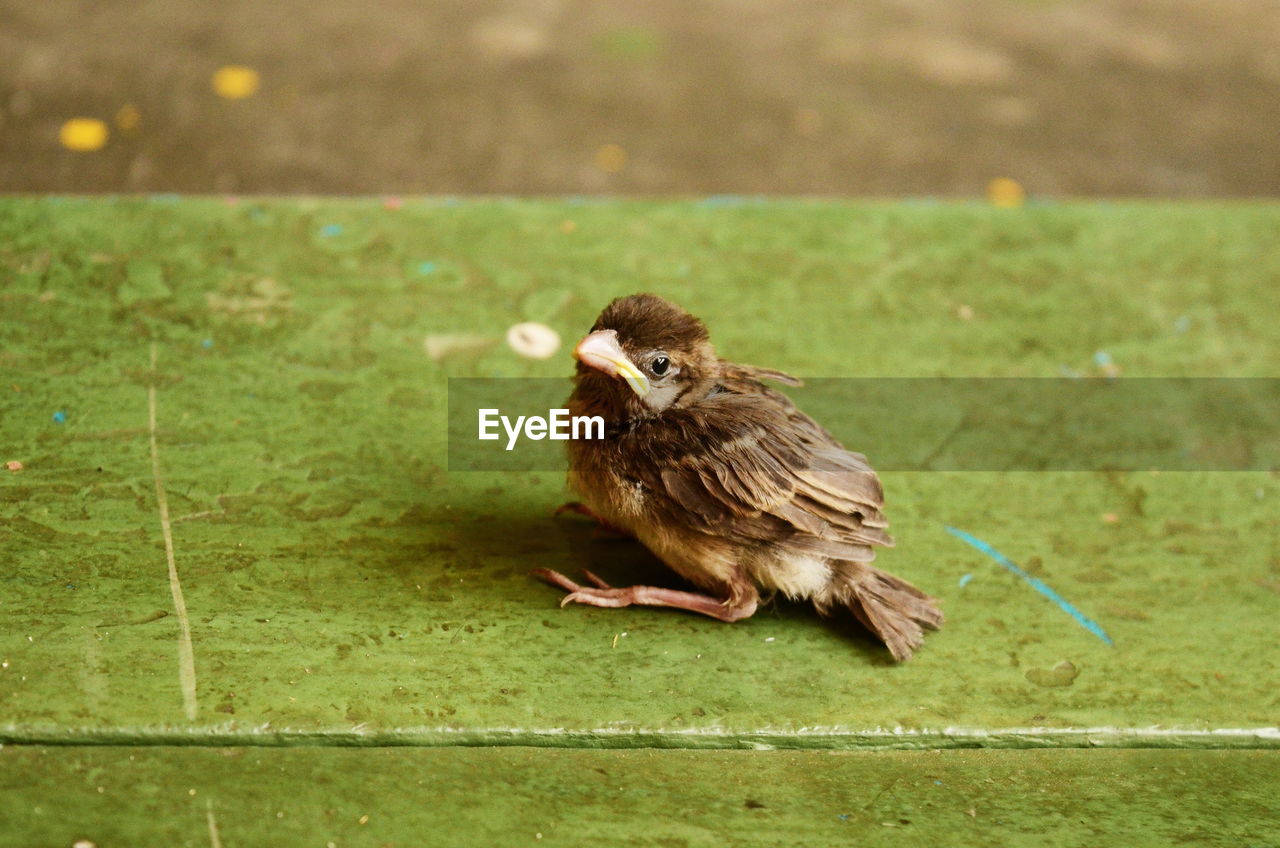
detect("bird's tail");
top-left (818, 562), bottom-right (944, 662)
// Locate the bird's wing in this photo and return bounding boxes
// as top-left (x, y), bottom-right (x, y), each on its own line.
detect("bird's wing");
top-left (621, 389), bottom-right (893, 560)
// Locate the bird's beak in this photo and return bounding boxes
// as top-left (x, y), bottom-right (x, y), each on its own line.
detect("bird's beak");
top-left (573, 330), bottom-right (651, 397)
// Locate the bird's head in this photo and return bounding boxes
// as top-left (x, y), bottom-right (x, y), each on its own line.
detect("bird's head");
top-left (572, 294), bottom-right (719, 420)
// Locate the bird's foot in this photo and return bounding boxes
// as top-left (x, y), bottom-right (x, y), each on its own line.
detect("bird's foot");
top-left (530, 568), bottom-right (756, 622)
top-left (553, 502), bottom-right (632, 538)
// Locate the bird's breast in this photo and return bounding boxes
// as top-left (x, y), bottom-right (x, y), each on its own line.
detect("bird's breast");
top-left (565, 423), bottom-right (651, 535)
top-left (567, 466), bottom-right (646, 527)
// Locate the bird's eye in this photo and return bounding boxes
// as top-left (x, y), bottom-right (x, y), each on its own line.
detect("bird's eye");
top-left (650, 356), bottom-right (670, 377)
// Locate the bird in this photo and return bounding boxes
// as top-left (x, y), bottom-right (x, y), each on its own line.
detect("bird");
top-left (531, 294), bottom-right (943, 661)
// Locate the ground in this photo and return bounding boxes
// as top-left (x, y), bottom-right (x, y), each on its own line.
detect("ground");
top-left (1, 198), bottom-right (1277, 844)
top-left (2, 0), bottom-right (1279, 195)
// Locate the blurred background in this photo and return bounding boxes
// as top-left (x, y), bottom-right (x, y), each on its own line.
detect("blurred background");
top-left (2, 0), bottom-right (1278, 196)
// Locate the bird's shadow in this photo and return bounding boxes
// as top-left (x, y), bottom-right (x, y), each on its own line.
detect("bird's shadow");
top-left (441, 505), bottom-right (672, 585)
top-left (442, 507), bottom-right (897, 665)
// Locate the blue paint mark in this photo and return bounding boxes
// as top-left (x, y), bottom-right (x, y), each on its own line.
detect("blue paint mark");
top-left (202, 339), bottom-right (214, 349)
top-left (945, 526), bottom-right (1113, 646)
top-left (958, 573), bottom-right (973, 587)
top-left (52, 410), bottom-right (67, 424)
top-left (417, 261), bottom-right (437, 275)
top-left (1093, 350), bottom-right (1113, 367)
top-left (1174, 315), bottom-right (1191, 334)
top-left (837, 814), bottom-right (850, 822)
top-left (320, 223), bottom-right (344, 237)
top-left (934, 780), bottom-right (944, 786)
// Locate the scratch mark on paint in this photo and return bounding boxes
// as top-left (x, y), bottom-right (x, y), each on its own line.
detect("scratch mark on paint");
top-left (206, 799), bottom-right (224, 848)
top-left (150, 342), bottom-right (199, 719)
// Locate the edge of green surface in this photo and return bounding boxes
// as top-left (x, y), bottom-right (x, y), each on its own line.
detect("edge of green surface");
top-left (3, 724), bottom-right (1277, 750)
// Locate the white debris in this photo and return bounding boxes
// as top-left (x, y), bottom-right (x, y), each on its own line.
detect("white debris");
top-left (506, 322), bottom-right (561, 360)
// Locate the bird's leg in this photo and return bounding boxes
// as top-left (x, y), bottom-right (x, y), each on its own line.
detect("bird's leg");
top-left (530, 568), bottom-right (758, 623)
top-left (553, 501), bottom-right (632, 538)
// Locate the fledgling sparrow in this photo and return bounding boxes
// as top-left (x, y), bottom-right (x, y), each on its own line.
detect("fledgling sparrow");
top-left (533, 294), bottom-right (942, 660)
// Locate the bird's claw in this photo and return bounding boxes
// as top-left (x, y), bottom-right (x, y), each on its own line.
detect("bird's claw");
top-left (553, 502), bottom-right (591, 519)
top-left (531, 567), bottom-right (612, 594)
top-left (531, 566), bottom-right (757, 622)
top-left (560, 586), bottom-right (633, 609)
top-left (581, 569), bottom-right (611, 589)
top-left (560, 591), bottom-right (588, 612)
top-left (533, 568), bottom-right (633, 608)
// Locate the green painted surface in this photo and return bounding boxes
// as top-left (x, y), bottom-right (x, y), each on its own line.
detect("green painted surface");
top-left (1, 199), bottom-right (1277, 744)
top-left (2, 746), bottom-right (1278, 847)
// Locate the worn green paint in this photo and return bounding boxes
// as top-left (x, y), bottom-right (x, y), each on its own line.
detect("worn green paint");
top-left (2, 747), bottom-right (1278, 846)
top-left (1, 199), bottom-right (1277, 746)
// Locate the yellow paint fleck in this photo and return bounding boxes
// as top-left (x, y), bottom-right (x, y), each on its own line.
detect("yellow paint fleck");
top-left (115, 103), bottom-right (141, 133)
top-left (1101, 512), bottom-right (1120, 524)
top-left (212, 65), bottom-right (261, 100)
top-left (59, 118), bottom-right (109, 152)
top-left (594, 143), bottom-right (627, 173)
top-left (358, 814), bottom-right (370, 825)
top-left (986, 177), bottom-right (1025, 208)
